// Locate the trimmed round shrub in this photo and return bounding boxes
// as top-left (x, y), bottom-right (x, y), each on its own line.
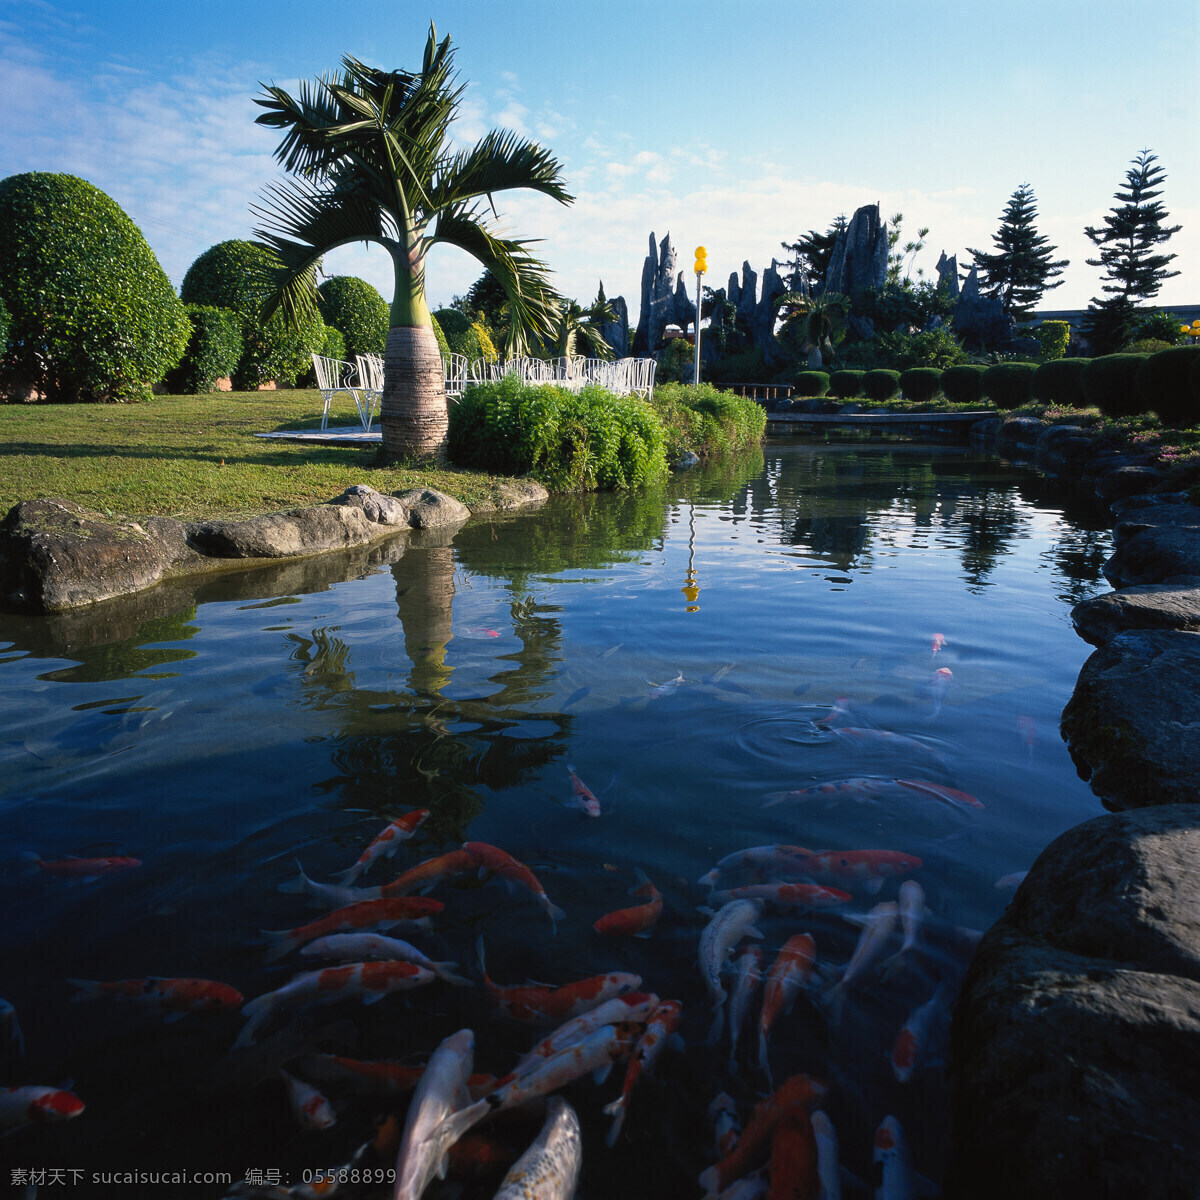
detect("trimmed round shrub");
top-left (900, 367), bottom-right (942, 403)
top-left (1038, 320), bottom-right (1071, 361)
top-left (317, 276), bottom-right (387, 360)
top-left (1136, 347), bottom-right (1200, 427)
top-left (1031, 358), bottom-right (1090, 408)
top-left (181, 240), bottom-right (324, 388)
top-left (321, 325), bottom-right (346, 362)
top-left (1081, 353), bottom-right (1152, 418)
top-left (793, 370), bottom-right (830, 397)
top-left (166, 305), bottom-right (244, 393)
top-left (981, 362), bottom-right (1038, 410)
top-left (829, 369), bottom-right (864, 398)
top-left (941, 364), bottom-right (987, 405)
top-left (0, 172), bottom-right (190, 402)
top-left (862, 369), bottom-right (901, 401)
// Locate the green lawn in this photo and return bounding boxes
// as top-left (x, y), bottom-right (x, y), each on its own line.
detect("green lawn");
top-left (0, 390), bottom-right (528, 521)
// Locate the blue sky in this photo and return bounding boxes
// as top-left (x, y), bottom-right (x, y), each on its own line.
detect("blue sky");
top-left (2, 0), bottom-right (1196, 323)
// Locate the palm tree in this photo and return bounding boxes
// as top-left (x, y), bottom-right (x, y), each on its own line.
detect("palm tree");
top-left (252, 24), bottom-right (573, 459)
top-left (777, 291), bottom-right (851, 367)
top-left (552, 296), bottom-right (616, 360)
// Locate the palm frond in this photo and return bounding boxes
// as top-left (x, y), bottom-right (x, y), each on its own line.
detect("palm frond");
top-left (429, 129), bottom-right (574, 211)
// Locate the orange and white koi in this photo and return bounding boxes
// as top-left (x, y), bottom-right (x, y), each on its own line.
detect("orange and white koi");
top-left (758, 935), bottom-right (816, 1087)
top-left (823, 901), bottom-right (899, 1024)
top-left (889, 980), bottom-right (953, 1083)
top-left (792, 849), bottom-right (921, 894)
top-left (699, 846), bottom-right (813, 885)
top-left (593, 868), bottom-right (662, 937)
top-left (927, 667), bottom-right (953, 717)
top-left (236, 961), bottom-right (435, 1047)
top-left (715, 883), bottom-right (852, 910)
top-left (493, 1095), bottom-right (583, 1200)
top-left (514, 993), bottom-right (660, 1073)
top-left (477, 936), bottom-right (641, 1024)
top-left (374, 848), bottom-right (477, 898)
top-left (726, 945), bottom-right (764, 1073)
top-left (299, 933), bottom-right (470, 985)
top-left (0, 1085), bottom-right (85, 1133)
top-left (333, 809), bottom-right (429, 885)
top-left (0, 998), bottom-right (25, 1059)
top-left (931, 633), bottom-right (946, 658)
top-left (709, 1092), bottom-right (742, 1160)
top-left (67, 976), bottom-right (243, 1019)
top-left (566, 764), bottom-right (601, 817)
top-left (22, 852), bottom-right (141, 879)
top-left (766, 1103), bottom-right (819, 1200)
top-left (603, 999), bottom-right (682, 1146)
top-left (698, 899), bottom-right (765, 1044)
top-left (280, 1068), bottom-right (336, 1131)
top-left (828, 727), bottom-right (949, 771)
top-left (296, 1054), bottom-right (497, 1100)
top-left (462, 842), bottom-right (565, 927)
top-left (261, 896), bottom-right (443, 962)
top-left (873, 1115), bottom-right (915, 1199)
top-left (879, 880), bottom-right (928, 978)
top-left (810, 1110), bottom-right (841, 1200)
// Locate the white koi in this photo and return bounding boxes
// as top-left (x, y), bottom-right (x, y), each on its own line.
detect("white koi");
top-left (513, 993), bottom-right (660, 1073)
top-left (879, 880), bottom-right (927, 979)
top-left (873, 1115), bottom-right (915, 1200)
top-left (698, 900), bottom-right (764, 1044)
top-left (927, 667), bottom-right (953, 718)
top-left (811, 1110), bottom-right (841, 1200)
top-left (280, 1068), bottom-right (336, 1131)
top-left (565, 764), bottom-right (601, 817)
top-left (708, 1091), bottom-right (741, 1160)
top-left (493, 1095), bottom-right (582, 1200)
top-left (299, 933), bottom-right (470, 985)
top-left (725, 945), bottom-right (763, 1073)
top-left (279, 860), bottom-right (373, 909)
top-left (647, 671), bottom-right (685, 699)
top-left (889, 980), bottom-right (953, 1083)
top-left (603, 1000), bottom-right (682, 1146)
top-left (823, 901), bottom-right (899, 1024)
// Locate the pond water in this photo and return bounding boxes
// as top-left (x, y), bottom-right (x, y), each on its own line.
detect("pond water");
top-left (0, 440), bottom-right (1113, 1197)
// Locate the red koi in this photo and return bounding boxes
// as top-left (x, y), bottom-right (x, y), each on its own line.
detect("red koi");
top-left (261, 896), bottom-right (443, 961)
top-left (462, 841), bottom-right (565, 925)
top-left (67, 976), bottom-right (243, 1016)
top-left (593, 868), bottom-right (662, 937)
top-left (766, 1104), bottom-right (820, 1200)
top-left (720, 883), bottom-right (852, 909)
top-left (376, 848), bottom-right (476, 898)
top-left (23, 852), bottom-right (141, 878)
top-left (758, 935), bottom-right (816, 1086)
top-left (334, 809), bottom-right (429, 885)
top-left (603, 999), bottom-right (683, 1146)
top-left (931, 633), bottom-right (946, 657)
top-left (0, 1086), bottom-right (85, 1133)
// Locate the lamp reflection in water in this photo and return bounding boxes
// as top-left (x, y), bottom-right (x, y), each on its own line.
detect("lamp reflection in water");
top-left (682, 502), bottom-right (700, 612)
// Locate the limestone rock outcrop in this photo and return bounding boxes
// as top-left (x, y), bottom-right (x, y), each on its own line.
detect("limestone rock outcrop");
top-left (822, 203), bottom-right (889, 296)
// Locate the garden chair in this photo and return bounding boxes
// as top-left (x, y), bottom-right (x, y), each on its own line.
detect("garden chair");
top-left (443, 352), bottom-right (470, 398)
top-left (311, 353), bottom-right (360, 430)
top-left (353, 353), bottom-right (384, 431)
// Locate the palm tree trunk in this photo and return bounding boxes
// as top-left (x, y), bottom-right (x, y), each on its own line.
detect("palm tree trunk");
top-left (380, 325), bottom-right (447, 461)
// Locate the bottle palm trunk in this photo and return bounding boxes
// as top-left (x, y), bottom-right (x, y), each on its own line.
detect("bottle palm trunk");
top-left (380, 325), bottom-right (447, 460)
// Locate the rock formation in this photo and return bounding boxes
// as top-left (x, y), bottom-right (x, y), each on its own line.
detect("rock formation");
top-left (633, 233), bottom-right (688, 355)
top-left (596, 290), bottom-right (629, 357)
top-left (936, 251), bottom-right (960, 298)
top-left (952, 265), bottom-right (1017, 349)
top-left (822, 203), bottom-right (889, 296)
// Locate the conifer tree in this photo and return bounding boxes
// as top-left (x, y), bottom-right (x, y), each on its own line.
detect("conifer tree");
top-left (966, 184), bottom-right (1067, 321)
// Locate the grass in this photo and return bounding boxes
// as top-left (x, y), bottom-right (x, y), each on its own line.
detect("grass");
top-left (0, 390), bottom-right (534, 521)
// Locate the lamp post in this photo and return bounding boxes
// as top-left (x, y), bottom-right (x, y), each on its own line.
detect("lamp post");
top-left (693, 245), bottom-right (707, 386)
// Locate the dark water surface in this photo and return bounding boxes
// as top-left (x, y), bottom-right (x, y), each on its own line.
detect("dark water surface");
top-left (0, 441), bottom-right (1113, 1196)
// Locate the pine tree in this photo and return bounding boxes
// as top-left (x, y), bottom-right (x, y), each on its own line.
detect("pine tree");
top-left (1082, 150), bottom-right (1181, 353)
top-left (966, 184), bottom-right (1067, 321)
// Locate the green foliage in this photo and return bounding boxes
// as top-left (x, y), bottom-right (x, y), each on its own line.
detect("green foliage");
top-left (656, 338), bottom-right (695, 384)
top-left (900, 367), bottom-right (943, 402)
top-left (856, 280), bottom-right (957, 336)
top-left (793, 370), bottom-right (831, 397)
top-left (982, 362), bottom-right (1038, 410)
top-left (862, 369), bottom-right (902, 401)
top-left (0, 172), bottom-right (190, 403)
top-left (1136, 348), bottom-right (1200, 427)
top-left (649, 382), bottom-right (766, 460)
top-left (470, 320), bottom-right (498, 363)
top-left (446, 375), bottom-right (668, 490)
top-left (1038, 320), bottom-right (1071, 360)
top-left (879, 325), bottom-right (965, 370)
top-left (434, 309), bottom-right (472, 352)
top-left (167, 305), bottom-right (245, 394)
top-left (830, 369), bottom-right (864, 398)
top-left (1130, 310), bottom-right (1186, 347)
top-left (321, 325), bottom-right (346, 361)
top-left (181, 240), bottom-right (324, 387)
top-left (940, 364), bottom-right (988, 405)
top-left (317, 276), bottom-right (388, 360)
top-left (0, 294), bottom-right (9, 352)
top-left (1081, 353), bottom-right (1152, 418)
top-left (1032, 358), bottom-right (1090, 408)
top-left (1125, 338), bottom-right (1173, 354)
top-left (707, 347), bottom-right (770, 384)
top-left (430, 313), bottom-right (451, 361)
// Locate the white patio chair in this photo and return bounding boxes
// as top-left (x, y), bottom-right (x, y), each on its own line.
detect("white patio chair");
top-left (628, 357), bottom-right (657, 400)
top-left (443, 352), bottom-right (470, 398)
top-left (353, 353), bottom-right (383, 431)
top-left (311, 353), bottom-right (360, 430)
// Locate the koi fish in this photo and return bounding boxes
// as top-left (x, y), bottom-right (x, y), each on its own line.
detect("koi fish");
top-left (0, 998), bottom-right (25, 1060)
top-left (823, 901), bottom-right (899, 1024)
top-left (697, 1074), bottom-right (829, 1197)
top-left (299, 933), bottom-right (470, 985)
top-left (810, 1110), bottom-right (841, 1200)
top-left (376, 848), bottom-right (477, 898)
top-left (726, 945), bottom-right (764, 1073)
top-left (280, 1068), bottom-right (336, 1131)
top-left (889, 980), bottom-right (953, 1083)
top-left (593, 868), bottom-right (662, 937)
top-left (462, 842), bottom-right (565, 927)
top-left (873, 1115), bottom-right (915, 1199)
top-left (566, 764), bottom-right (601, 817)
top-left (709, 1092), bottom-right (742, 1160)
top-left (514, 993), bottom-right (661, 1073)
top-left (698, 900), bottom-right (764, 1044)
top-left (393, 1028), bottom-right (475, 1200)
top-left (278, 861), bottom-right (373, 909)
top-left (927, 667), bottom-right (953, 717)
top-left (296, 1054), bottom-right (499, 1101)
top-left (758, 934), bottom-right (816, 1087)
top-left (715, 883), bottom-right (852, 910)
top-left (931, 633), bottom-right (946, 658)
top-left (0, 1086), bottom-right (85, 1134)
top-left (261, 896), bottom-right (443, 961)
top-left (333, 810), bottom-right (429, 885)
top-left (493, 1095), bottom-right (583, 1200)
top-left (647, 671), bottom-right (685, 699)
top-left (828, 727), bottom-right (950, 771)
top-left (767, 1104), bottom-right (819, 1200)
top-left (236, 961), bottom-right (435, 1047)
top-left (603, 999), bottom-right (682, 1146)
top-left (460, 627), bottom-right (501, 639)
top-left (764, 778), bottom-right (981, 813)
top-left (21, 852), bottom-right (141, 880)
top-left (67, 976), bottom-right (243, 1019)
top-left (699, 846), bottom-right (813, 886)
top-left (792, 849), bottom-right (922, 894)
top-left (476, 936), bottom-right (641, 1024)
top-left (879, 880), bottom-right (928, 979)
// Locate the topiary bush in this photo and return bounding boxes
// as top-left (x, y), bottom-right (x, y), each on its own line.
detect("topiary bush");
top-left (321, 326), bottom-right (346, 362)
top-left (982, 362), bottom-right (1038, 410)
top-left (447, 375), bottom-right (667, 490)
top-left (941, 364), bottom-right (988, 405)
top-left (1136, 347), bottom-right (1200, 427)
top-left (0, 172), bottom-right (190, 402)
top-left (793, 370), bottom-right (830, 397)
top-left (1031, 358), bottom-right (1090, 408)
top-left (317, 276), bottom-right (388, 361)
top-left (166, 305), bottom-right (244, 393)
top-left (181, 240), bottom-right (324, 388)
top-left (1081, 353), bottom-right (1152, 419)
top-left (829, 369), bottom-right (864, 398)
top-left (862, 369), bottom-right (901, 401)
top-left (900, 367), bottom-right (942, 403)
top-left (1038, 320), bottom-right (1071, 361)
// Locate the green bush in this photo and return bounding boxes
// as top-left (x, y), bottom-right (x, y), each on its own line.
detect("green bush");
top-left (1081, 353), bottom-right (1152, 418)
top-left (317, 276), bottom-right (387, 361)
top-left (879, 326), bottom-right (964, 370)
top-left (656, 338), bottom-right (695, 384)
top-left (829, 369), bottom-right (864, 398)
top-left (433, 308), bottom-right (471, 353)
top-left (181, 240), bottom-right (324, 388)
top-left (1038, 320), bottom-right (1071, 361)
top-left (321, 326), bottom-right (346, 362)
top-left (706, 347), bottom-right (770, 384)
top-left (0, 172), bottom-right (190, 402)
top-left (941, 364), bottom-right (988, 405)
top-left (430, 314), bottom-right (451, 361)
top-left (446, 375), bottom-right (667, 490)
top-left (793, 370), bottom-right (830, 397)
top-left (899, 367), bottom-right (942, 402)
top-left (1130, 310), bottom-right (1186, 347)
top-left (1136, 347), bottom-right (1200, 427)
top-left (1031, 358), bottom-right (1090, 408)
top-left (649, 382), bottom-right (766, 460)
top-left (1124, 338), bottom-right (1173, 354)
top-left (0, 294), bottom-right (9, 351)
top-left (862, 369), bottom-right (902, 401)
top-left (167, 305), bottom-right (244, 393)
top-left (982, 362), bottom-right (1038, 410)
